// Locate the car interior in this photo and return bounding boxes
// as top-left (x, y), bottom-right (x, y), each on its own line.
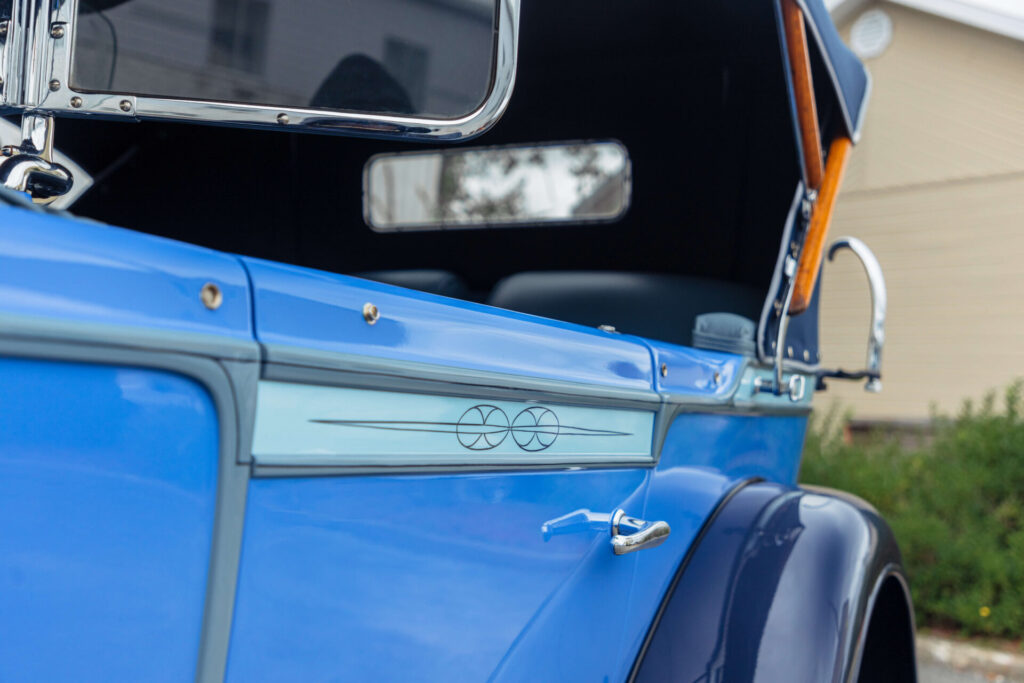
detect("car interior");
top-left (47, 0), bottom-right (844, 349)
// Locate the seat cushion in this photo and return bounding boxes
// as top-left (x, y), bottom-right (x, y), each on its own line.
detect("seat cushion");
top-left (487, 271), bottom-right (765, 347)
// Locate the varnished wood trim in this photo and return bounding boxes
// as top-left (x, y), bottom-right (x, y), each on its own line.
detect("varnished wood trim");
top-left (782, 0), bottom-right (824, 190)
top-left (791, 135), bottom-right (853, 314)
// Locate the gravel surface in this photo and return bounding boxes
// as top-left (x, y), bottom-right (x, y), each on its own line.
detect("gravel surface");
top-left (917, 634), bottom-right (1024, 683)
top-left (919, 660), bottom-right (1005, 682)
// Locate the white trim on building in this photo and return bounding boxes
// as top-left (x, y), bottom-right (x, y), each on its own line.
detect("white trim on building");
top-left (830, 0), bottom-right (1024, 42)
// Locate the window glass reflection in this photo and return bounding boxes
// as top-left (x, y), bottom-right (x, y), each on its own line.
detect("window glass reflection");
top-left (365, 142), bottom-right (632, 231)
top-left (72, 0), bottom-right (497, 118)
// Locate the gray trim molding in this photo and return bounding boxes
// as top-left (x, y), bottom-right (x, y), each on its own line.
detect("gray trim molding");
top-left (262, 343), bottom-right (662, 409)
top-left (0, 335), bottom-right (255, 683)
top-left (0, 312), bottom-right (260, 362)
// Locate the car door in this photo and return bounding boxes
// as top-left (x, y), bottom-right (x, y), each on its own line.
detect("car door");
top-left (224, 259), bottom-right (663, 682)
top-left (0, 206), bottom-right (257, 682)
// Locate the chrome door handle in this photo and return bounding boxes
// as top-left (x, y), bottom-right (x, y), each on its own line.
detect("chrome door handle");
top-left (611, 509), bottom-right (671, 555)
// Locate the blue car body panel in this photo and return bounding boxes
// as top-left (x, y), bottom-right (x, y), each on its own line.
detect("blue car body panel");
top-left (631, 482), bottom-right (913, 683)
top-left (225, 420), bottom-right (808, 683)
top-left (0, 0), bottom-right (894, 674)
top-left (0, 357), bottom-right (220, 682)
top-left (242, 256), bottom-right (655, 391)
top-left (649, 342), bottom-right (744, 399)
top-left (0, 204), bottom-right (252, 343)
top-left (226, 469), bottom-right (649, 682)
top-left (0, 205), bottom-right (912, 683)
top-left (618, 414), bottom-right (808, 682)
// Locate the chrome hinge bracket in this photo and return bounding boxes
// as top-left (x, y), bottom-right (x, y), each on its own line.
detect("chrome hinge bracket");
top-left (0, 112), bottom-right (73, 203)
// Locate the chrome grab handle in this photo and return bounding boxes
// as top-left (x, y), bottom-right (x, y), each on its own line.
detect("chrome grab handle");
top-left (611, 509), bottom-right (671, 556)
top-left (819, 237), bottom-right (887, 393)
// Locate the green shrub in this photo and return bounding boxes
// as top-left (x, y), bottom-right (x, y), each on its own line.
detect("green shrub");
top-left (800, 381), bottom-right (1024, 638)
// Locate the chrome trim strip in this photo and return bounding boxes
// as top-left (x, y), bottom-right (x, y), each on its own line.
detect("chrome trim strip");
top-left (22, 0), bottom-right (519, 142)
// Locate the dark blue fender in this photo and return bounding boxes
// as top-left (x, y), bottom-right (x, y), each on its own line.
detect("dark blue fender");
top-left (630, 482), bottom-right (917, 683)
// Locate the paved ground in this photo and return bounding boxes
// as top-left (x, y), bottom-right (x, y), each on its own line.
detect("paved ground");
top-left (919, 660), bottom-right (1007, 682)
top-left (917, 635), bottom-right (1024, 683)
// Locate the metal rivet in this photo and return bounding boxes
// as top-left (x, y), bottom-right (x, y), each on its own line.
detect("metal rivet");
top-left (50, 24), bottom-right (65, 39)
top-left (0, 21), bottom-right (9, 37)
top-left (713, 371), bottom-right (722, 385)
top-left (200, 283), bottom-right (223, 310)
top-left (276, 113), bottom-right (289, 125)
top-left (70, 96), bottom-right (82, 108)
top-left (803, 350), bottom-right (810, 361)
top-left (48, 79), bottom-right (60, 92)
top-left (119, 99), bottom-right (132, 112)
top-left (787, 346), bottom-right (794, 358)
top-left (660, 363), bottom-right (668, 378)
top-left (362, 302), bottom-right (380, 325)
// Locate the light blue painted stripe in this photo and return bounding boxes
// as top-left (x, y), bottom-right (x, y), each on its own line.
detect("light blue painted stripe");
top-left (252, 381), bottom-right (656, 466)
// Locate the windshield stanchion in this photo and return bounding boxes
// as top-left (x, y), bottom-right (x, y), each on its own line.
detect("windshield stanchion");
top-left (0, 114), bottom-right (75, 204)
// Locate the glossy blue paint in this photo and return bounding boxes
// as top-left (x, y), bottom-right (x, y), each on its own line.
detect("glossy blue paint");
top-left (0, 204), bottom-right (251, 340)
top-left (0, 357), bottom-right (220, 682)
top-left (647, 342), bottom-right (744, 397)
top-left (242, 257), bottom-right (656, 390)
top-left (0, 204), bottom-right (828, 682)
top-left (227, 412), bottom-right (808, 682)
top-left (615, 413), bottom-right (809, 682)
top-left (630, 482), bottom-right (910, 683)
top-left (226, 469), bottom-right (650, 683)
top-left (222, 255), bottom-right (817, 681)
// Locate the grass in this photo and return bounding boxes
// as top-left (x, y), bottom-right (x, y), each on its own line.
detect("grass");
top-left (800, 381), bottom-right (1024, 639)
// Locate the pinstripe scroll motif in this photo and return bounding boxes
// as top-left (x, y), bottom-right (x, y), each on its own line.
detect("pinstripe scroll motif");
top-left (252, 382), bottom-right (656, 466)
top-left (312, 405), bottom-right (633, 452)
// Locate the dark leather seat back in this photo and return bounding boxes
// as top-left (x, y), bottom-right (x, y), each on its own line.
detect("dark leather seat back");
top-left (356, 269), bottom-right (471, 300)
top-left (487, 271), bottom-right (765, 347)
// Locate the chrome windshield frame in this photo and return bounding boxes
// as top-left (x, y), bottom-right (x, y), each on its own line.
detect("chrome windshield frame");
top-left (3, 0), bottom-right (519, 142)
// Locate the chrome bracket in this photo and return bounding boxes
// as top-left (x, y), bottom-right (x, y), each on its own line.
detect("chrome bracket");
top-left (757, 252), bottom-right (806, 400)
top-left (0, 113), bottom-right (74, 204)
top-left (816, 237), bottom-right (887, 393)
top-left (758, 184), bottom-right (820, 400)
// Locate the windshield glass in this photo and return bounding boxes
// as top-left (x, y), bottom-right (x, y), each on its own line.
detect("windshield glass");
top-left (71, 0), bottom-right (497, 118)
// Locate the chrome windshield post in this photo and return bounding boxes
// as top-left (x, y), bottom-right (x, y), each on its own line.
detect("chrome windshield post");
top-left (0, 113), bottom-right (74, 204)
top-left (756, 252), bottom-right (807, 402)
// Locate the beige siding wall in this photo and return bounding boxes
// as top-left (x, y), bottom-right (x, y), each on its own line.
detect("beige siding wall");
top-left (819, 3), bottom-right (1024, 419)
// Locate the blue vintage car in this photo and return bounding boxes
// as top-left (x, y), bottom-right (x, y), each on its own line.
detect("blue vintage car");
top-left (0, 0), bottom-right (914, 680)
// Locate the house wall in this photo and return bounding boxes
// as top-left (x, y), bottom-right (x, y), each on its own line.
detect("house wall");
top-left (819, 2), bottom-right (1024, 419)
